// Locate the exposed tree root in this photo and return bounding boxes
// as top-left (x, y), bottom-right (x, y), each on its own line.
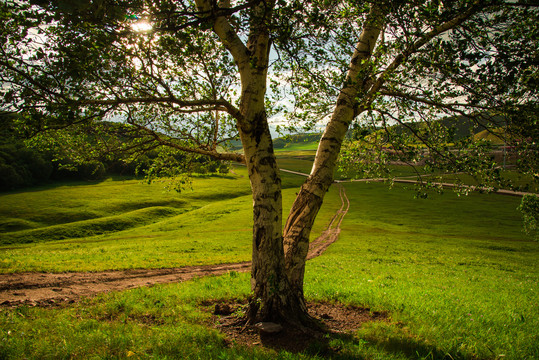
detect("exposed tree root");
top-left (205, 298), bottom-right (388, 355)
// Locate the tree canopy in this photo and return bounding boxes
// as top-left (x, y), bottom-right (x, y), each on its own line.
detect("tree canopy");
top-left (1, 0), bottom-right (537, 327)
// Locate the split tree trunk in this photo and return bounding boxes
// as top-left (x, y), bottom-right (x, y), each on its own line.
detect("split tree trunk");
top-left (230, 0), bottom-right (312, 325)
top-left (197, 0), bottom-right (384, 326)
top-left (283, 5), bottom-right (384, 300)
top-left (237, 3), bottom-right (383, 325)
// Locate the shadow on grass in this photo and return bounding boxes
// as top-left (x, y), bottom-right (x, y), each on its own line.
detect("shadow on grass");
top-left (262, 330), bottom-right (466, 360)
top-left (262, 329), bottom-right (464, 360)
top-left (189, 190), bottom-right (251, 201)
top-left (206, 299), bottom-right (466, 359)
top-left (360, 333), bottom-right (465, 360)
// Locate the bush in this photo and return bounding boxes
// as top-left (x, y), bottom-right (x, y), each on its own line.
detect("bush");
top-left (78, 160), bottom-right (107, 180)
top-left (0, 144), bottom-right (53, 190)
top-left (0, 163), bottom-right (25, 189)
top-left (518, 194), bottom-right (539, 240)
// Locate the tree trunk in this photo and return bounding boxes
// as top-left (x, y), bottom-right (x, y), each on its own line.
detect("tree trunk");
top-left (197, 0), bottom-right (386, 328)
top-left (283, 5), bottom-right (385, 298)
top-left (240, 108), bottom-right (312, 324)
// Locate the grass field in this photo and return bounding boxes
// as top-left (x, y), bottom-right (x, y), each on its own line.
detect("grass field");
top-left (306, 182), bottom-right (538, 359)
top-left (275, 143), bottom-right (319, 152)
top-left (0, 167), bottom-right (332, 273)
top-left (0, 158), bottom-right (538, 359)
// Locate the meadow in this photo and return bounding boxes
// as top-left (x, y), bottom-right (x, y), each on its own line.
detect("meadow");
top-left (0, 167), bottom-right (332, 273)
top-left (0, 161), bottom-right (537, 359)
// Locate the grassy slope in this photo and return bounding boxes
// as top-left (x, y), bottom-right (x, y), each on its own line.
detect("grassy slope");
top-left (305, 182), bottom-right (538, 359)
top-left (0, 161), bottom-right (538, 359)
top-left (0, 166), bottom-right (334, 273)
top-left (0, 172), bottom-right (255, 271)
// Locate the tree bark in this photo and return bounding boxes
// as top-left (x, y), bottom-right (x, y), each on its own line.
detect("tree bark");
top-left (202, 0), bottom-right (312, 325)
top-left (283, 5), bottom-right (385, 298)
top-left (240, 109), bottom-right (311, 324)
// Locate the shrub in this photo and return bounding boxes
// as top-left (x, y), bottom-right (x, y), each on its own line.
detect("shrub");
top-left (518, 194), bottom-right (539, 240)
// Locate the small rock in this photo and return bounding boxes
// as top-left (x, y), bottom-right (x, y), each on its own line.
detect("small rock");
top-left (214, 303), bottom-right (233, 315)
top-left (253, 322), bottom-right (283, 334)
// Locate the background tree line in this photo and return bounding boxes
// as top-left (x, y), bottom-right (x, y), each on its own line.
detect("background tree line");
top-left (0, 113), bottom-right (229, 191)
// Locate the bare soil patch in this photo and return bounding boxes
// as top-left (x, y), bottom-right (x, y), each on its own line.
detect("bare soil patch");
top-left (204, 298), bottom-right (387, 355)
top-left (0, 262), bottom-right (250, 307)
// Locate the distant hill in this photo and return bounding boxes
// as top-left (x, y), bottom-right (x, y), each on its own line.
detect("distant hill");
top-left (225, 133), bottom-right (322, 151)
top-left (350, 112), bottom-right (507, 144)
top-left (272, 133), bottom-right (321, 149)
top-left (436, 113), bottom-right (506, 141)
top-left (473, 128), bottom-right (509, 145)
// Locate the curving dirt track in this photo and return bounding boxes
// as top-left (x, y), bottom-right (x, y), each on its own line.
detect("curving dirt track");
top-left (0, 185), bottom-right (349, 308)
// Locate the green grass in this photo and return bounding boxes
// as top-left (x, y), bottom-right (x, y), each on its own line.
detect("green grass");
top-left (0, 168), bottom-right (538, 359)
top-left (277, 157), bottom-right (315, 175)
top-left (0, 273), bottom-right (257, 360)
top-left (275, 142), bottom-right (319, 152)
top-left (0, 172), bottom-right (256, 272)
top-left (0, 167), bottom-right (317, 273)
top-left (305, 182), bottom-right (538, 359)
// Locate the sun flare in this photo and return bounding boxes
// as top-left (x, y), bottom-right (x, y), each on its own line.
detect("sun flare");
top-left (131, 21), bottom-right (153, 32)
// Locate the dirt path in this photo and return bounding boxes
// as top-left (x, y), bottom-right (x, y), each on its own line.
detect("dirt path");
top-left (0, 185), bottom-right (350, 308)
top-left (307, 184), bottom-right (350, 260)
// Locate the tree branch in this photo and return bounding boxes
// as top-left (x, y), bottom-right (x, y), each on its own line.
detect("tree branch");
top-left (360, 0), bottom-right (486, 112)
top-left (157, 0), bottom-right (262, 33)
top-left (379, 89), bottom-right (493, 113)
top-left (81, 97), bottom-right (243, 122)
top-left (194, 0), bottom-right (251, 75)
top-left (0, 59), bottom-right (65, 102)
top-left (131, 122), bottom-right (245, 163)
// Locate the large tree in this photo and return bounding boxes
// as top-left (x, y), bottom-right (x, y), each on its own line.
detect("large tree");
top-left (1, 0), bottom-right (537, 326)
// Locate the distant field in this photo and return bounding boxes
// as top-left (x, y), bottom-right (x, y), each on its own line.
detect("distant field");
top-left (275, 142), bottom-right (319, 152)
top-left (0, 162), bottom-right (538, 359)
top-left (276, 156), bottom-right (315, 175)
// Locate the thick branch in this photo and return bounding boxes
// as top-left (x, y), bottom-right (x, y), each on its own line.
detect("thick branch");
top-left (194, 0), bottom-right (251, 74)
top-left (158, 0), bottom-right (262, 32)
top-left (133, 123), bottom-right (245, 163)
top-left (81, 97), bottom-right (243, 122)
top-left (282, 3), bottom-right (385, 296)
